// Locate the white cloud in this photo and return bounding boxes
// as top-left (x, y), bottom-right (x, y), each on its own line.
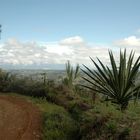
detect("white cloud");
top-left (46, 44), bottom-right (73, 55)
top-left (1, 35), bottom-right (139, 69)
top-left (115, 36), bottom-right (140, 47)
top-left (59, 36), bottom-right (85, 46)
top-left (114, 35), bottom-right (140, 58)
top-left (0, 37), bottom-right (111, 68)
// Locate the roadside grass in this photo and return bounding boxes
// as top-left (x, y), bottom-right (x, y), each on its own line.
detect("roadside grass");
top-left (1, 93), bottom-right (79, 140)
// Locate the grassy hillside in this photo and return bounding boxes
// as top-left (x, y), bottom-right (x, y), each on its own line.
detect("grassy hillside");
top-left (2, 92), bottom-right (140, 140)
top-left (0, 50), bottom-right (140, 140)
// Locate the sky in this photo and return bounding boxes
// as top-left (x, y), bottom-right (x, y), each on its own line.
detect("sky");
top-left (0, 0), bottom-right (140, 69)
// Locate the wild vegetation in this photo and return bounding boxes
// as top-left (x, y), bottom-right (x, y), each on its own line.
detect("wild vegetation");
top-left (82, 49), bottom-right (140, 110)
top-left (0, 49), bottom-right (140, 140)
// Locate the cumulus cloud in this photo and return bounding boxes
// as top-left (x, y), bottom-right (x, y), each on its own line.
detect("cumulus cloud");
top-left (1, 35), bottom-right (138, 69)
top-left (114, 35), bottom-right (140, 58)
top-left (115, 36), bottom-right (140, 47)
top-left (59, 36), bottom-right (85, 46)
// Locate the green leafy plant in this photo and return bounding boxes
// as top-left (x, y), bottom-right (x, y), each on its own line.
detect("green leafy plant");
top-left (82, 49), bottom-right (140, 110)
top-left (105, 120), bottom-right (117, 135)
top-left (63, 60), bottom-right (80, 89)
top-left (0, 69), bottom-right (16, 92)
top-left (43, 108), bottom-right (79, 140)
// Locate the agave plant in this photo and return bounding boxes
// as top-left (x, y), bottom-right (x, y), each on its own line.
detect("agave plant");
top-left (81, 49), bottom-right (140, 110)
top-left (63, 60), bottom-right (80, 89)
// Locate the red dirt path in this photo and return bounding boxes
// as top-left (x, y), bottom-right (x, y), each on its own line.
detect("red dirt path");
top-left (0, 95), bottom-right (42, 140)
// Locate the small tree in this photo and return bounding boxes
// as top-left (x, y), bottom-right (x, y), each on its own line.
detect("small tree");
top-left (82, 49), bottom-right (140, 110)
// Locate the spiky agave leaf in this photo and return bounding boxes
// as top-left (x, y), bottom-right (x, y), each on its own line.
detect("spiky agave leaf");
top-left (82, 49), bottom-right (140, 110)
top-left (74, 64), bottom-right (80, 79)
top-left (64, 61), bottom-right (80, 88)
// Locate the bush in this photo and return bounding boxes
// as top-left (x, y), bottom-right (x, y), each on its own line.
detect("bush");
top-left (105, 120), bottom-right (118, 137)
top-left (68, 100), bottom-right (83, 121)
top-left (43, 108), bottom-right (79, 140)
top-left (118, 127), bottom-right (131, 140)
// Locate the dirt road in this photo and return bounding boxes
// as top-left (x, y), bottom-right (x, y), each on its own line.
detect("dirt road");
top-left (0, 95), bottom-right (42, 140)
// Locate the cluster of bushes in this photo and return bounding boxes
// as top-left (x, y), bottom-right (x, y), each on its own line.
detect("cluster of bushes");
top-left (0, 69), bottom-right (59, 97)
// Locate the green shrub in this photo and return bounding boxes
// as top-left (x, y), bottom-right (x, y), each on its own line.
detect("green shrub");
top-left (68, 100), bottom-right (83, 120)
top-left (43, 108), bottom-right (79, 140)
top-left (105, 120), bottom-right (117, 135)
top-left (118, 127), bottom-right (131, 140)
top-left (0, 69), bottom-right (16, 92)
top-left (46, 92), bottom-right (58, 102)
